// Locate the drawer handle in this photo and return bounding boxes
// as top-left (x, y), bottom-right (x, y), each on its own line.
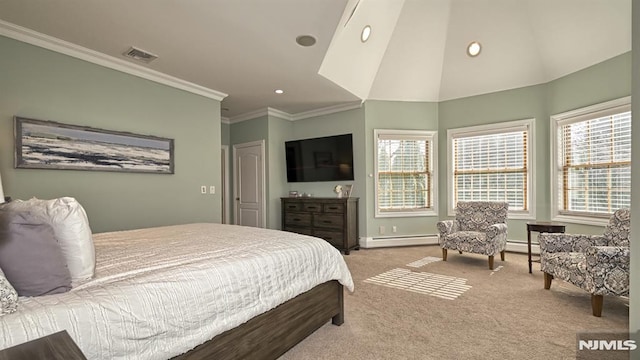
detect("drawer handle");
top-left (322, 220), bottom-right (332, 224)
top-left (293, 218), bottom-right (302, 222)
top-left (287, 206), bottom-right (297, 209)
top-left (328, 207), bottom-right (338, 210)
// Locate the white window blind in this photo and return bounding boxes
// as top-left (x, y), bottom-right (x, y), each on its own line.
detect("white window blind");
top-left (375, 130), bottom-right (436, 216)
top-left (451, 123), bottom-right (530, 211)
top-left (560, 110), bottom-right (631, 215)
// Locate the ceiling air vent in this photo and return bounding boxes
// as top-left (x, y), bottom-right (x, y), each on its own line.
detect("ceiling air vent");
top-left (123, 47), bottom-right (158, 63)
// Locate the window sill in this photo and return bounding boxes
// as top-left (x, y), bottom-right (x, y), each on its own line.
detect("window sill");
top-left (551, 214), bottom-right (609, 227)
top-left (375, 210), bottom-right (438, 218)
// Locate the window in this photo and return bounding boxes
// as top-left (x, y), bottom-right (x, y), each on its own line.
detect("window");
top-left (374, 129), bottom-right (437, 217)
top-left (447, 119), bottom-right (534, 218)
top-left (551, 97), bottom-right (631, 224)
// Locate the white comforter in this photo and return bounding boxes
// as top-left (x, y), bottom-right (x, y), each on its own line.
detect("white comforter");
top-left (0, 223), bottom-right (354, 359)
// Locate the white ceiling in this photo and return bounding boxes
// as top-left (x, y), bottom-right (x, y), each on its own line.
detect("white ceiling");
top-left (0, 0), bottom-right (631, 121)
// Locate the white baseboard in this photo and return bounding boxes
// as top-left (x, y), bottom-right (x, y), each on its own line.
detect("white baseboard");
top-left (359, 235), bottom-right (439, 248)
top-left (506, 241), bottom-right (539, 255)
top-left (359, 235), bottom-right (538, 255)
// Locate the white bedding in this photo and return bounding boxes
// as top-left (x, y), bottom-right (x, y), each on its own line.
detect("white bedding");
top-left (0, 223), bottom-right (354, 359)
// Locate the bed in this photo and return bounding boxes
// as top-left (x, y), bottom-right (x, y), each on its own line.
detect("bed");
top-left (0, 222), bottom-right (354, 359)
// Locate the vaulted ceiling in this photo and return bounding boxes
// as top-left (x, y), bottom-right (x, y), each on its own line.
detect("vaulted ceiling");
top-left (0, 0), bottom-right (631, 120)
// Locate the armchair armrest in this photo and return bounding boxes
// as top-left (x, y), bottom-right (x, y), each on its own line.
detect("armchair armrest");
top-left (538, 233), bottom-right (608, 254)
top-left (437, 220), bottom-right (458, 237)
top-left (585, 246), bottom-right (630, 296)
top-left (586, 246), bottom-right (630, 268)
top-left (487, 223), bottom-right (507, 239)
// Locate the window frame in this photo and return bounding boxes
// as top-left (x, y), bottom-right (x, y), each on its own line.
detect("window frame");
top-left (374, 129), bottom-right (438, 218)
top-left (550, 96), bottom-right (631, 226)
top-left (446, 118), bottom-right (535, 219)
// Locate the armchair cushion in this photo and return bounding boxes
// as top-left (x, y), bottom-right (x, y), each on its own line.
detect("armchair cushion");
top-left (538, 234), bottom-right (608, 253)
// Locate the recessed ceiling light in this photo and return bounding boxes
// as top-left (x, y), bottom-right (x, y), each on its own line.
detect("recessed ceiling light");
top-left (275, 89), bottom-right (284, 94)
top-left (296, 35), bottom-right (316, 47)
top-left (361, 25), bottom-right (371, 42)
top-left (467, 41), bottom-right (482, 57)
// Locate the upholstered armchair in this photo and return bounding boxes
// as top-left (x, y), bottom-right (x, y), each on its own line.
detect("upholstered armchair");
top-left (437, 201), bottom-right (509, 270)
top-left (538, 209), bottom-right (630, 317)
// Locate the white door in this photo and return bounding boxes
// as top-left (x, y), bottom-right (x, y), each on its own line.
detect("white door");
top-left (233, 140), bottom-right (266, 228)
top-left (221, 145), bottom-right (230, 224)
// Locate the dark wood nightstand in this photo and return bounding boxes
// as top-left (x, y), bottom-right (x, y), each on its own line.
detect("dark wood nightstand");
top-left (526, 222), bottom-right (566, 274)
top-left (0, 330), bottom-right (87, 360)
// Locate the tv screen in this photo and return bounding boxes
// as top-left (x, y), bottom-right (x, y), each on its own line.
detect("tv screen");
top-left (285, 134), bottom-right (354, 182)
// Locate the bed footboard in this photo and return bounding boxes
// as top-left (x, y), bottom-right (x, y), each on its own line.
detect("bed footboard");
top-left (174, 280), bottom-right (344, 360)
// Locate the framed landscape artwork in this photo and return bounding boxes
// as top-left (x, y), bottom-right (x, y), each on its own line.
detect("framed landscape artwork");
top-left (14, 117), bottom-right (174, 174)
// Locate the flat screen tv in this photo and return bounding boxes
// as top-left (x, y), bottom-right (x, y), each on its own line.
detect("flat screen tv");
top-left (285, 134), bottom-right (354, 182)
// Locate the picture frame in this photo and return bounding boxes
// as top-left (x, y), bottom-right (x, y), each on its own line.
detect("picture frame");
top-left (14, 117), bottom-right (174, 174)
top-left (342, 184), bottom-right (353, 198)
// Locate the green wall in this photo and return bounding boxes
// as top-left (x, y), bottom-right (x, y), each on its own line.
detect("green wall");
top-left (363, 100), bottom-right (439, 237)
top-left (221, 122), bottom-right (230, 146)
top-left (234, 50), bottom-right (631, 241)
top-left (438, 52), bottom-right (631, 242)
top-left (288, 108), bottom-right (366, 234)
top-left (0, 36), bottom-right (222, 233)
top-left (267, 116), bottom-right (293, 229)
top-left (288, 108), bottom-right (365, 197)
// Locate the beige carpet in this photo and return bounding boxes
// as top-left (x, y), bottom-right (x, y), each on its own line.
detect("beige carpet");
top-left (279, 246), bottom-right (630, 360)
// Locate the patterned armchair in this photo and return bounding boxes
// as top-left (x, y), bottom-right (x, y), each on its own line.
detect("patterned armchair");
top-left (437, 201), bottom-right (509, 270)
top-left (539, 209), bottom-right (630, 317)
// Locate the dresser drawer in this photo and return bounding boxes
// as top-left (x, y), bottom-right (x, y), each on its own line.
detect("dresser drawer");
top-left (313, 214), bottom-right (344, 229)
top-left (323, 203), bottom-right (344, 213)
top-left (303, 203), bottom-right (322, 212)
top-left (313, 229), bottom-right (344, 247)
top-left (284, 226), bottom-right (313, 236)
top-left (284, 212), bottom-right (312, 226)
top-left (282, 202), bottom-right (302, 212)
top-left (281, 197), bottom-right (359, 255)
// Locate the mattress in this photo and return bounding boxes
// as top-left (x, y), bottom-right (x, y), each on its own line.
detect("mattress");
top-left (0, 223), bottom-right (354, 359)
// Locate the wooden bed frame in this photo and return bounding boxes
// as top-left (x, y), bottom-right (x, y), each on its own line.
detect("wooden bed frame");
top-left (174, 280), bottom-right (344, 360)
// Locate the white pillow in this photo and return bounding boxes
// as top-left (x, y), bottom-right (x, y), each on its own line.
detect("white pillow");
top-left (5, 197), bottom-right (95, 282)
top-left (0, 267), bottom-right (18, 316)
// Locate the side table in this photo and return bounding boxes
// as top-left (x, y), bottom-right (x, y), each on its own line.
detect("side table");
top-left (526, 222), bottom-right (566, 274)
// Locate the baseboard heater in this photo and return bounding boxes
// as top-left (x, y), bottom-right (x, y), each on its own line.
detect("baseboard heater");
top-left (359, 234), bottom-right (439, 249)
top-left (359, 236), bottom-right (539, 254)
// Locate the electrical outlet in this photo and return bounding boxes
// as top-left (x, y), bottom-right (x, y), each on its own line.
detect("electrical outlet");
top-left (210, 186), bottom-right (215, 194)
top-left (379, 225), bottom-right (385, 235)
top-left (200, 186), bottom-right (207, 194)
top-left (392, 226), bottom-right (397, 233)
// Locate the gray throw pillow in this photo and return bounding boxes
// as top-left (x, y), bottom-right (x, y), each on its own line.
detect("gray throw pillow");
top-left (0, 208), bottom-right (72, 297)
top-left (0, 267), bottom-right (18, 315)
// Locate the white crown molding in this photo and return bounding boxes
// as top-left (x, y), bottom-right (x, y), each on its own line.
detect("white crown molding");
top-left (267, 108), bottom-right (293, 121)
top-left (229, 101), bottom-right (364, 125)
top-left (289, 101), bottom-right (363, 121)
top-left (0, 20), bottom-right (228, 101)
top-left (220, 117), bottom-right (231, 124)
top-left (229, 108), bottom-right (270, 124)
top-left (228, 107), bottom-right (293, 124)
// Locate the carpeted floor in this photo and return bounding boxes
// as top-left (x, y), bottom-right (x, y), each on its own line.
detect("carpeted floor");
top-left (279, 245), bottom-right (630, 360)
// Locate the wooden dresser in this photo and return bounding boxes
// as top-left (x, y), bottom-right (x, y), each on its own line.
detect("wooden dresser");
top-left (281, 197), bottom-right (359, 254)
